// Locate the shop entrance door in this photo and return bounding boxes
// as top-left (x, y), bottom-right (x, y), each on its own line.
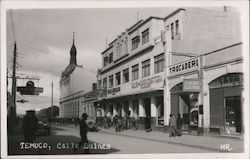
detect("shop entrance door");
top-left (225, 96), bottom-right (242, 133)
top-left (144, 98), bottom-right (151, 129)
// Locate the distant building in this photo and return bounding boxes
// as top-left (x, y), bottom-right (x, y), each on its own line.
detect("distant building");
top-left (59, 34), bottom-right (96, 119)
top-left (96, 7), bottom-right (243, 136)
top-left (38, 105), bottom-right (59, 121)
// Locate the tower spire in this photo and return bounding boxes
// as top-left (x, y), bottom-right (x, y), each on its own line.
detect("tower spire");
top-left (73, 32), bottom-right (75, 44)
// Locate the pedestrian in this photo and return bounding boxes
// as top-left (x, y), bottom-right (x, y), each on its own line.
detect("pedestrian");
top-left (22, 110), bottom-right (38, 142)
top-left (169, 114), bottom-right (176, 137)
top-left (177, 114), bottom-right (183, 136)
top-left (74, 113), bottom-right (90, 154)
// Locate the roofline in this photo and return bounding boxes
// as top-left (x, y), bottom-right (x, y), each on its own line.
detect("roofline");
top-left (101, 45), bottom-right (113, 55)
top-left (164, 8), bottom-right (186, 20)
top-left (128, 16), bottom-right (164, 34)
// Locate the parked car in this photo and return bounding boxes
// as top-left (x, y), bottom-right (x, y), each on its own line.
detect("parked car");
top-left (36, 121), bottom-right (51, 136)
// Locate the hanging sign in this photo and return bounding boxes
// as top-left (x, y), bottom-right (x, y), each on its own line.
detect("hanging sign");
top-left (183, 79), bottom-right (200, 92)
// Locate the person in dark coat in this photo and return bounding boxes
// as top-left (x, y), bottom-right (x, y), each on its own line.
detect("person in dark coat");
top-left (22, 110), bottom-right (38, 142)
top-left (74, 113), bottom-right (90, 154)
top-left (177, 114), bottom-right (183, 136)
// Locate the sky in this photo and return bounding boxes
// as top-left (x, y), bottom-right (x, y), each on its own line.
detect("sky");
top-left (6, 7), bottom-right (183, 114)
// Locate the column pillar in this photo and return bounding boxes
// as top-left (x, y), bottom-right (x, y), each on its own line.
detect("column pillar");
top-left (129, 100), bottom-right (133, 117)
top-left (163, 25), bottom-right (172, 127)
top-left (151, 96), bottom-right (157, 126)
top-left (139, 99), bottom-right (145, 117)
top-left (121, 102), bottom-right (125, 117)
top-left (113, 103), bottom-right (118, 116)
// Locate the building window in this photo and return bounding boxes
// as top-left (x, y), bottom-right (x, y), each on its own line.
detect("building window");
top-left (104, 56), bottom-right (109, 67)
top-left (142, 59), bottom-right (150, 77)
top-left (98, 79), bottom-right (102, 89)
top-left (109, 53), bottom-right (113, 63)
top-left (154, 53), bottom-right (165, 73)
top-left (132, 64), bottom-right (139, 81)
top-left (132, 36), bottom-right (140, 51)
top-left (171, 23), bottom-right (174, 39)
top-left (103, 77), bottom-right (107, 89)
top-left (175, 20), bottom-right (179, 35)
top-left (142, 28), bottom-right (149, 45)
top-left (109, 75), bottom-right (113, 88)
top-left (115, 72), bottom-right (121, 86)
top-left (123, 68), bottom-right (129, 83)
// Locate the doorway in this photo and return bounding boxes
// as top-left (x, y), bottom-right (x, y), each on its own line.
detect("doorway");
top-left (225, 96), bottom-right (242, 133)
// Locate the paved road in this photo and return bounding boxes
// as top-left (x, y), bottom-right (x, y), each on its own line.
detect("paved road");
top-left (8, 125), bottom-right (214, 155)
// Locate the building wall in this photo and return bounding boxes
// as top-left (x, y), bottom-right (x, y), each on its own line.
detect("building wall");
top-left (167, 8), bottom-right (241, 65)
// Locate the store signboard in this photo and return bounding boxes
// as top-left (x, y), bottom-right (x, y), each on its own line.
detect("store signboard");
top-left (168, 57), bottom-right (200, 76)
top-left (131, 75), bottom-right (163, 89)
top-left (183, 79), bottom-right (200, 92)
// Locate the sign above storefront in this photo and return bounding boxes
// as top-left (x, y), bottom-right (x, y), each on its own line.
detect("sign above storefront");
top-left (131, 75), bottom-right (163, 89)
top-left (107, 87), bottom-right (121, 95)
top-left (168, 57), bottom-right (200, 76)
top-left (183, 79), bottom-right (201, 92)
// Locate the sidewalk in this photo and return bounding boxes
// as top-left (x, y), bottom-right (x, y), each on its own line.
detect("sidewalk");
top-left (97, 127), bottom-right (244, 153)
top-left (54, 124), bottom-right (244, 153)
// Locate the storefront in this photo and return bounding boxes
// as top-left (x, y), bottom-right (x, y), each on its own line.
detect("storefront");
top-left (209, 73), bottom-right (243, 134)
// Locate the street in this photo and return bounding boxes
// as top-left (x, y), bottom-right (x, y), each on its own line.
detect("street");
top-left (8, 125), bottom-right (215, 155)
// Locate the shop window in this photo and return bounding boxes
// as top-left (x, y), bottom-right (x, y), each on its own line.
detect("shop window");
top-left (142, 28), bottom-right (149, 45)
top-left (123, 68), bottom-right (129, 83)
top-left (142, 59), bottom-right (150, 77)
top-left (103, 77), bottom-right (107, 89)
top-left (154, 53), bottom-right (165, 73)
top-left (132, 36), bottom-right (140, 51)
top-left (132, 64), bottom-right (139, 81)
top-left (108, 75), bottom-right (113, 88)
top-left (115, 72), bottom-right (121, 86)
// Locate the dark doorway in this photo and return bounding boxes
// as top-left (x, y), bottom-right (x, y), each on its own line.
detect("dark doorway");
top-left (225, 96), bottom-right (242, 133)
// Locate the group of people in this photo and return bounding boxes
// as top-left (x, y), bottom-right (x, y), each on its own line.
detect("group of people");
top-left (169, 113), bottom-right (183, 137)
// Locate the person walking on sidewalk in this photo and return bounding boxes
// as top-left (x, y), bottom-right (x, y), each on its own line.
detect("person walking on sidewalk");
top-left (74, 113), bottom-right (90, 154)
top-left (177, 114), bottom-right (183, 136)
top-left (169, 114), bottom-right (176, 137)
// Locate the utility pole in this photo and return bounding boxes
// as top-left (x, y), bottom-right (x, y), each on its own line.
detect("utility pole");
top-left (11, 42), bottom-right (17, 127)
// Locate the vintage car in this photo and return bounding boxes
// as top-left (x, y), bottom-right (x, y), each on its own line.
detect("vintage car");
top-left (36, 121), bottom-right (51, 136)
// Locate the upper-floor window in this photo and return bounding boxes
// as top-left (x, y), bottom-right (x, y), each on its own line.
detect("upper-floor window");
top-left (171, 23), bottom-right (174, 39)
top-left (175, 20), bottom-right (179, 35)
top-left (115, 72), bottom-right (121, 86)
top-left (109, 53), bottom-right (113, 63)
top-left (154, 53), bottom-right (165, 73)
top-left (132, 64), bottom-right (139, 81)
top-left (142, 59), bottom-right (150, 77)
top-left (123, 68), bottom-right (129, 83)
top-left (103, 77), bottom-right (107, 89)
top-left (108, 75), bottom-right (113, 88)
top-left (103, 56), bottom-right (109, 67)
top-left (132, 36), bottom-right (140, 51)
top-left (142, 28), bottom-right (149, 45)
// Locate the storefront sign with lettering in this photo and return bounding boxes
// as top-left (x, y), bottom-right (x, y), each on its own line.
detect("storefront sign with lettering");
top-left (131, 75), bottom-right (163, 89)
top-left (169, 57), bottom-right (200, 76)
top-left (183, 79), bottom-right (200, 92)
top-left (107, 87), bottom-right (121, 95)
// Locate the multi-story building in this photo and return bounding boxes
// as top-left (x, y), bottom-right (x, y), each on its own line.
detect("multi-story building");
top-left (97, 7), bottom-right (243, 135)
top-left (59, 35), bottom-right (96, 119)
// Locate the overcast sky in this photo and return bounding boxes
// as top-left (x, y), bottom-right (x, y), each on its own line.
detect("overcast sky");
top-left (7, 7), bottom-right (185, 114)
